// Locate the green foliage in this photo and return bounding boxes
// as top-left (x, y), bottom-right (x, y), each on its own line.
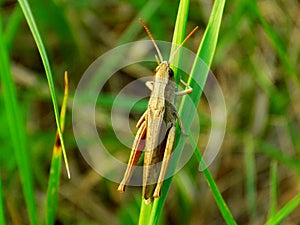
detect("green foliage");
top-left (0, 176), bottom-right (5, 224)
top-left (17, 0), bottom-right (70, 179)
top-left (0, 11), bottom-right (38, 225)
top-left (0, 0), bottom-right (300, 224)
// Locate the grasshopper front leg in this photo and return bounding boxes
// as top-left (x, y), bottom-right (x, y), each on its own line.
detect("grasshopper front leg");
top-left (117, 120), bottom-right (147, 192)
top-left (175, 79), bottom-right (193, 96)
top-left (153, 124), bottom-right (176, 198)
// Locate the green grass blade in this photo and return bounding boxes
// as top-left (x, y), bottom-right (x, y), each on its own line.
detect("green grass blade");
top-left (191, 135), bottom-right (237, 225)
top-left (17, 0), bottom-right (70, 178)
top-left (244, 135), bottom-right (257, 218)
top-left (146, 0), bottom-right (226, 224)
top-left (29, 0), bottom-right (78, 60)
top-left (4, 4), bottom-right (23, 52)
top-left (138, 200), bottom-right (153, 225)
top-left (0, 13), bottom-right (38, 225)
top-left (190, 0), bottom-right (226, 68)
top-left (46, 72), bottom-right (69, 225)
top-left (46, 148), bottom-right (62, 225)
top-left (265, 193), bottom-right (300, 225)
top-left (268, 161), bottom-right (278, 219)
top-left (169, 0), bottom-right (190, 82)
top-left (0, 176), bottom-right (5, 225)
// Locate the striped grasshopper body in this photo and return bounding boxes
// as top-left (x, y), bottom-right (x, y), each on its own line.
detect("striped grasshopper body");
top-left (118, 19), bottom-right (197, 204)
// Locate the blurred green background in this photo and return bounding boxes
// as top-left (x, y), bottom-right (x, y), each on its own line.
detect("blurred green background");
top-left (1, 0), bottom-right (300, 224)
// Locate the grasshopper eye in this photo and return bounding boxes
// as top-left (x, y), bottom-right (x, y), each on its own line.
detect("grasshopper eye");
top-left (168, 68), bottom-right (174, 77)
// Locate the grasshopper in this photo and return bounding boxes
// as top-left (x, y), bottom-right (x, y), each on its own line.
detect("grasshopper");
top-left (118, 19), bottom-right (198, 204)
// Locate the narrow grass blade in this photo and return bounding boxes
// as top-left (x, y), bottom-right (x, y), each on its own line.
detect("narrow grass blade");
top-left (169, 0), bottom-right (190, 82)
top-left (268, 161), bottom-right (278, 219)
top-left (244, 135), bottom-right (257, 218)
top-left (0, 176), bottom-right (5, 225)
top-left (138, 201), bottom-right (153, 225)
top-left (46, 72), bottom-right (69, 225)
top-left (191, 134), bottom-right (237, 225)
top-left (29, 0), bottom-right (78, 60)
top-left (147, 0), bottom-right (226, 224)
top-left (4, 4), bottom-right (23, 52)
top-left (265, 193), bottom-right (300, 225)
top-left (0, 13), bottom-right (38, 225)
top-left (17, 0), bottom-right (70, 178)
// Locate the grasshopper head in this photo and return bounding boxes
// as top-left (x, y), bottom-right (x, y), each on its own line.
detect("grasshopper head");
top-left (154, 61), bottom-right (174, 83)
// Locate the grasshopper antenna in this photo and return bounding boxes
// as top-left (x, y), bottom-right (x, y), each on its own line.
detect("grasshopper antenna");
top-left (168, 26), bottom-right (199, 64)
top-left (139, 18), bottom-right (164, 64)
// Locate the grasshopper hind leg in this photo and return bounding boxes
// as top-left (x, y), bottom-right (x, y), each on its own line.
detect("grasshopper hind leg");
top-left (153, 125), bottom-right (176, 198)
top-left (117, 120), bottom-right (147, 192)
top-left (143, 142), bottom-right (166, 204)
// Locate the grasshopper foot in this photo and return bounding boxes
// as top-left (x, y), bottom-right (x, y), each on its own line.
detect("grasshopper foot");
top-left (117, 184), bottom-right (126, 192)
top-left (153, 189), bottom-right (161, 198)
